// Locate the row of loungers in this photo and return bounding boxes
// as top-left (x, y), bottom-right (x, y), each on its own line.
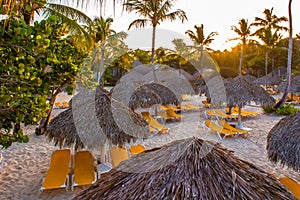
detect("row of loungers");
top-left (202, 120), bottom-right (248, 139)
top-left (41, 145), bottom-right (147, 192)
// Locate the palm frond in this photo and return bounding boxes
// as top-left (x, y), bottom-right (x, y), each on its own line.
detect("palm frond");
top-left (163, 9), bottom-right (187, 23)
top-left (45, 3), bottom-right (92, 25)
top-left (128, 19), bottom-right (149, 29)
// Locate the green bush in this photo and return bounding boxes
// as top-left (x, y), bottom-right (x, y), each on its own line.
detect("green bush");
top-left (275, 104), bottom-right (300, 115)
top-left (262, 106), bottom-right (275, 113)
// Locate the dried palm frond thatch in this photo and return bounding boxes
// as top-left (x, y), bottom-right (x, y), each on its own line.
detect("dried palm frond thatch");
top-left (276, 76), bottom-right (300, 93)
top-left (74, 137), bottom-right (296, 200)
top-left (118, 71), bottom-right (145, 83)
top-left (129, 85), bottom-right (162, 109)
top-left (255, 70), bottom-right (285, 86)
top-left (131, 64), bottom-right (153, 75)
top-left (143, 83), bottom-right (180, 105)
top-left (45, 108), bottom-right (84, 150)
top-left (46, 87), bottom-right (149, 150)
top-left (243, 74), bottom-right (257, 82)
top-left (224, 76), bottom-right (276, 107)
top-left (95, 87), bottom-right (149, 146)
top-left (267, 111), bottom-right (300, 171)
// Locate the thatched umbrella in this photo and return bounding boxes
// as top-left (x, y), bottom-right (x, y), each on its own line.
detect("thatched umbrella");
top-left (276, 76), bottom-right (300, 94)
top-left (45, 108), bottom-right (84, 150)
top-left (118, 71), bottom-right (145, 83)
top-left (143, 83), bottom-right (180, 106)
top-left (73, 137), bottom-right (296, 200)
top-left (243, 74), bottom-right (257, 82)
top-left (255, 70), bottom-right (285, 86)
top-left (208, 76), bottom-right (275, 128)
top-left (45, 87), bottom-right (149, 151)
top-left (131, 64), bottom-right (152, 75)
top-left (112, 81), bottom-right (180, 108)
top-left (267, 111), bottom-right (300, 171)
top-left (128, 85), bottom-right (162, 109)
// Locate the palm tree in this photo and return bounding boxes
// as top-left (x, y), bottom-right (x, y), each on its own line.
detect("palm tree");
top-left (124, 0), bottom-right (187, 82)
top-left (256, 28), bottom-right (284, 76)
top-left (185, 24), bottom-right (218, 72)
top-left (252, 7), bottom-right (288, 34)
top-left (276, 0), bottom-right (293, 108)
top-left (251, 8), bottom-right (288, 76)
top-left (230, 19), bottom-right (252, 76)
top-left (86, 16), bottom-right (127, 86)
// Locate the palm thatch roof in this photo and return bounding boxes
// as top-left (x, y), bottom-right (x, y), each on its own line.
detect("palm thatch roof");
top-left (143, 83), bottom-right (180, 105)
top-left (45, 87), bottom-right (149, 150)
top-left (223, 76), bottom-right (276, 107)
top-left (131, 64), bottom-right (152, 75)
top-left (267, 111), bottom-right (300, 171)
top-left (255, 70), bottom-right (286, 86)
top-left (112, 81), bottom-right (180, 108)
top-left (74, 137), bottom-right (296, 200)
top-left (128, 85), bottom-right (162, 109)
top-left (276, 76), bottom-right (300, 93)
top-left (118, 71), bottom-right (145, 83)
top-left (45, 108), bottom-right (84, 150)
top-left (95, 87), bottom-right (149, 146)
top-left (243, 74), bottom-right (257, 82)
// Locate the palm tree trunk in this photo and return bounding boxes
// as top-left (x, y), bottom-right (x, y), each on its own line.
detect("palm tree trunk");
top-left (236, 104), bottom-right (243, 128)
top-left (275, 0), bottom-right (293, 108)
top-left (151, 25), bottom-right (157, 82)
top-left (199, 45), bottom-right (204, 73)
top-left (98, 46), bottom-right (105, 86)
top-left (238, 47), bottom-right (243, 76)
top-left (265, 51), bottom-right (269, 76)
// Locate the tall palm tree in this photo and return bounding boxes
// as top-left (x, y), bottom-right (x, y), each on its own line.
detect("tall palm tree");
top-left (230, 19), bottom-right (252, 76)
top-left (86, 16), bottom-right (127, 85)
top-left (124, 0), bottom-right (187, 82)
top-left (252, 7), bottom-right (288, 34)
top-left (276, 0), bottom-right (293, 108)
top-left (256, 28), bottom-right (283, 76)
top-left (185, 24), bottom-right (218, 72)
top-left (251, 8), bottom-right (288, 76)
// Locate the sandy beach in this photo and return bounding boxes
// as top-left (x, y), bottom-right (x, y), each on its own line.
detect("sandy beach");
top-left (0, 93), bottom-right (299, 200)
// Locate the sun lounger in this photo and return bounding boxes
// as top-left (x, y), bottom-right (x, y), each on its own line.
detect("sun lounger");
top-left (166, 108), bottom-right (182, 120)
top-left (185, 103), bottom-right (201, 110)
top-left (40, 149), bottom-right (71, 192)
top-left (181, 94), bottom-right (192, 101)
top-left (279, 176), bottom-right (300, 199)
top-left (202, 120), bottom-right (238, 139)
top-left (202, 100), bottom-right (211, 108)
top-left (232, 107), bottom-right (258, 116)
top-left (204, 109), bottom-right (225, 119)
top-left (55, 102), bottom-right (63, 108)
top-left (214, 109), bottom-right (238, 120)
top-left (217, 120), bottom-right (248, 136)
top-left (157, 110), bottom-right (173, 121)
top-left (178, 104), bottom-right (194, 111)
top-left (110, 146), bottom-right (129, 167)
top-left (71, 150), bottom-right (97, 190)
top-left (129, 144), bottom-right (146, 155)
top-left (141, 112), bottom-right (169, 132)
top-left (166, 104), bottom-right (181, 111)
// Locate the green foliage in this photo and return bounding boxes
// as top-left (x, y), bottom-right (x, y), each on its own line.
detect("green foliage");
top-left (262, 106), bottom-right (275, 113)
top-left (0, 17), bottom-right (87, 148)
top-left (275, 104), bottom-right (299, 115)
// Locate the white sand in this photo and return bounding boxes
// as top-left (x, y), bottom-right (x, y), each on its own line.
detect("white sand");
top-left (0, 94), bottom-right (299, 200)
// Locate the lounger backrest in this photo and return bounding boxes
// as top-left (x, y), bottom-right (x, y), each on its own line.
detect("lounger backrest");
top-left (110, 146), bottom-right (129, 167)
top-left (73, 151), bottom-right (96, 186)
top-left (42, 149), bottom-right (70, 189)
top-left (129, 144), bottom-right (146, 155)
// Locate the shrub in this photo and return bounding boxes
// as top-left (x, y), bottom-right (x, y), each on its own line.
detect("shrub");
top-left (262, 106), bottom-right (275, 113)
top-left (275, 104), bottom-right (300, 115)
